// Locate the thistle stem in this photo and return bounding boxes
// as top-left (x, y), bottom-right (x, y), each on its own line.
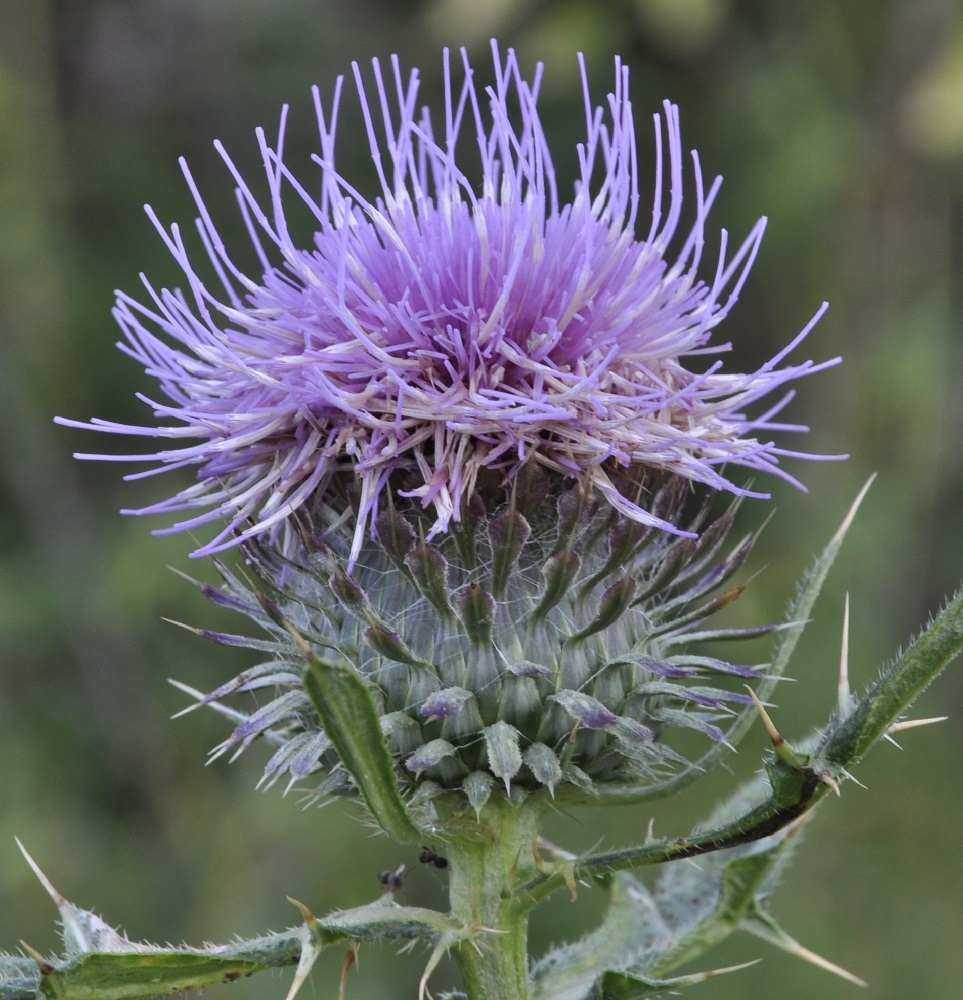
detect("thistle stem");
top-left (443, 796), bottom-right (541, 1000)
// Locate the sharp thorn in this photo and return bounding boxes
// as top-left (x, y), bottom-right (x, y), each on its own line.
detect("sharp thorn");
top-left (283, 931), bottom-right (323, 1000)
top-left (841, 767), bottom-right (866, 789)
top-left (745, 917), bottom-right (867, 987)
top-left (167, 679), bottom-right (208, 717)
top-left (531, 833), bottom-right (544, 866)
top-left (819, 772), bottom-right (841, 796)
top-left (19, 941), bottom-right (53, 974)
top-left (160, 617), bottom-right (202, 634)
top-left (703, 958), bottom-right (762, 979)
top-left (287, 896), bottom-right (318, 926)
top-left (418, 939), bottom-right (449, 1000)
top-left (781, 936), bottom-right (866, 986)
top-left (837, 594), bottom-right (852, 715)
top-left (15, 840), bottom-right (64, 908)
top-left (889, 716), bottom-right (948, 733)
top-left (339, 945), bottom-right (359, 1000)
top-left (533, 836), bottom-right (576, 861)
top-left (744, 685), bottom-right (784, 748)
top-left (833, 474), bottom-right (876, 545)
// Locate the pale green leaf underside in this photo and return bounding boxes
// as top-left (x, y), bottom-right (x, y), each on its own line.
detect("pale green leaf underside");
top-left (531, 775), bottom-right (800, 1000)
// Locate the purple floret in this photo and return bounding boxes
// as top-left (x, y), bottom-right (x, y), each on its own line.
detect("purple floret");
top-left (58, 42), bottom-right (841, 565)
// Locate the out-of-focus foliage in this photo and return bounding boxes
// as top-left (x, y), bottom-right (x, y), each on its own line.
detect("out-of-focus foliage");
top-left (1, 1), bottom-right (960, 998)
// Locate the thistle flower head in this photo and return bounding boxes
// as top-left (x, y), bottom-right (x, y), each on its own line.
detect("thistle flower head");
top-left (59, 43), bottom-right (839, 564)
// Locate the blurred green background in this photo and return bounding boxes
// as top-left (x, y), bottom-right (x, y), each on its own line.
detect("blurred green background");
top-left (1, 1), bottom-right (961, 998)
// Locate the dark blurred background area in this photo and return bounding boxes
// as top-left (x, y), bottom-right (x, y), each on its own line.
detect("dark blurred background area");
top-left (1, 1), bottom-right (961, 998)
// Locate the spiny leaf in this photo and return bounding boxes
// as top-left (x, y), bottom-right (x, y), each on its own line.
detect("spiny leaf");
top-left (530, 773), bottom-right (819, 999)
top-left (30, 948), bottom-right (300, 1000)
top-left (9, 843), bottom-right (458, 999)
top-left (529, 866), bottom-right (759, 1000)
top-left (529, 873), bottom-right (671, 1000)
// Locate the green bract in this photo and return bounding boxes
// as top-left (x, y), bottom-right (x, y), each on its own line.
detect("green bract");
top-left (177, 469), bottom-right (770, 809)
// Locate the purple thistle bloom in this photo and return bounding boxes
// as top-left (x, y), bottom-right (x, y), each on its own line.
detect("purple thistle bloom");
top-left (58, 43), bottom-right (840, 564)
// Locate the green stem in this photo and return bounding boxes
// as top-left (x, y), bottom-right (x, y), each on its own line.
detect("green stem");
top-left (517, 759), bottom-right (824, 910)
top-left (443, 796), bottom-right (541, 1000)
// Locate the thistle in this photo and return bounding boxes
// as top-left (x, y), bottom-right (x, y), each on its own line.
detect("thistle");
top-left (25, 40), bottom-right (960, 1000)
top-left (57, 37), bottom-right (843, 820)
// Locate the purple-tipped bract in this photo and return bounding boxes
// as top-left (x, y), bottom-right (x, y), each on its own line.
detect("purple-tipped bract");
top-left (58, 43), bottom-right (839, 563)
